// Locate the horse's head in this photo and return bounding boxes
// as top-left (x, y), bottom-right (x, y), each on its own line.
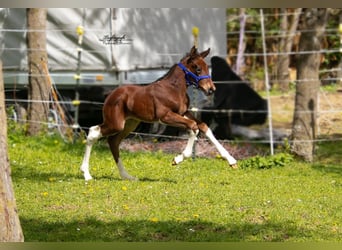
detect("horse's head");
top-left (179, 46), bottom-right (216, 96)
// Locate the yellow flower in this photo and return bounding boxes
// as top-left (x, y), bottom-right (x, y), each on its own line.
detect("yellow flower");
top-left (215, 154), bottom-right (222, 159)
top-left (121, 186), bottom-right (127, 191)
top-left (193, 214), bottom-right (199, 219)
top-left (42, 192), bottom-right (48, 197)
top-left (149, 217), bottom-right (159, 223)
top-left (122, 204), bottom-right (129, 210)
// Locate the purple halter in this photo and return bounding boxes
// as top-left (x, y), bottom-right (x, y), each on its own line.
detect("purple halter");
top-left (177, 63), bottom-right (211, 88)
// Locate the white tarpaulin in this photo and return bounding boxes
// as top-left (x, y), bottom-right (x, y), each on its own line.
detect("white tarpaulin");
top-left (0, 8), bottom-right (226, 72)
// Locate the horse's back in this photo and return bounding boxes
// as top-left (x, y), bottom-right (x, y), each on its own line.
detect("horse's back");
top-left (104, 84), bottom-right (157, 122)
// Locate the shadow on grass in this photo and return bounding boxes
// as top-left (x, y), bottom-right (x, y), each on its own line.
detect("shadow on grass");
top-left (312, 164), bottom-right (342, 176)
top-left (313, 139), bottom-right (342, 176)
top-left (11, 162), bottom-right (177, 184)
top-left (20, 216), bottom-right (317, 242)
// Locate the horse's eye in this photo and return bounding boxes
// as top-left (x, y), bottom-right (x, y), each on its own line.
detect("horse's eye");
top-left (196, 67), bottom-right (202, 75)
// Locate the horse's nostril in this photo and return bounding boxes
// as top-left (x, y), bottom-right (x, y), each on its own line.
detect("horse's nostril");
top-left (208, 89), bottom-right (214, 95)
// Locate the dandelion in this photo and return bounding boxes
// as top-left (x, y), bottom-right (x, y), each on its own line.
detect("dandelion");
top-left (41, 192), bottom-right (48, 197)
top-left (121, 186), bottom-right (127, 191)
top-left (122, 204), bottom-right (129, 210)
top-left (149, 217), bottom-right (159, 223)
top-left (193, 214), bottom-right (199, 219)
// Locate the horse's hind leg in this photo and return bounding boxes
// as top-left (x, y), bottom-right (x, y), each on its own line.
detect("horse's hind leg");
top-left (107, 119), bottom-right (140, 180)
top-left (80, 125), bottom-right (103, 180)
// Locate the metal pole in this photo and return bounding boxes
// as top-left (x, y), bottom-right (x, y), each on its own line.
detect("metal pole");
top-left (260, 9), bottom-right (274, 155)
top-left (73, 25), bottom-right (84, 141)
top-left (192, 26), bottom-right (199, 161)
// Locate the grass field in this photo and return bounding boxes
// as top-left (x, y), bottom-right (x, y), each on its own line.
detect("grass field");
top-left (8, 130), bottom-right (342, 242)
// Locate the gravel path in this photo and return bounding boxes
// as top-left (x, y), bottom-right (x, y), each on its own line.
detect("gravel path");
top-left (120, 137), bottom-right (265, 160)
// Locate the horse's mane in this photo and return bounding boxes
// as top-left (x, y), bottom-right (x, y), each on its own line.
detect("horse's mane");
top-left (155, 64), bottom-right (178, 82)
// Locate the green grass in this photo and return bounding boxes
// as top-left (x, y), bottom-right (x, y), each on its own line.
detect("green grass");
top-left (8, 131), bottom-right (342, 242)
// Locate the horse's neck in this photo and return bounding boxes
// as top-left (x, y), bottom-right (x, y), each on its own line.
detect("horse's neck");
top-left (160, 64), bottom-right (187, 91)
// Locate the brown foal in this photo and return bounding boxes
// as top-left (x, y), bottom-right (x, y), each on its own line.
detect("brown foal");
top-left (80, 46), bottom-right (237, 181)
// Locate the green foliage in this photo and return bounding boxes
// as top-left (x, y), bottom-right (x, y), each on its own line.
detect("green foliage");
top-left (239, 153), bottom-right (294, 169)
top-left (227, 8), bottom-right (342, 92)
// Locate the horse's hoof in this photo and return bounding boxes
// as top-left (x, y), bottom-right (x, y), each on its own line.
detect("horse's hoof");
top-left (122, 175), bottom-right (139, 181)
top-left (230, 164), bottom-right (238, 169)
top-left (84, 173), bottom-right (93, 181)
top-left (172, 154), bottom-right (183, 165)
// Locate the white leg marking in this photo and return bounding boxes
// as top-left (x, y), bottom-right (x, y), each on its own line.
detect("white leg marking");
top-left (117, 158), bottom-right (138, 181)
top-left (81, 144), bottom-right (93, 181)
top-left (173, 130), bottom-right (198, 165)
top-left (80, 125), bottom-right (102, 181)
top-left (205, 128), bottom-right (237, 166)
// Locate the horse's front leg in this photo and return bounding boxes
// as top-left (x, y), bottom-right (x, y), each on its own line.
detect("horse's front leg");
top-left (172, 129), bottom-right (198, 165)
top-left (159, 111), bottom-right (199, 165)
top-left (204, 127), bottom-right (237, 167)
top-left (181, 112), bottom-right (237, 167)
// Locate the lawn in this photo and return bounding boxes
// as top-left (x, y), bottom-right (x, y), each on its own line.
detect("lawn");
top-left (8, 131), bottom-right (342, 242)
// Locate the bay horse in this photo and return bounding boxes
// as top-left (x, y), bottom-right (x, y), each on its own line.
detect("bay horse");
top-left (80, 46), bottom-right (237, 181)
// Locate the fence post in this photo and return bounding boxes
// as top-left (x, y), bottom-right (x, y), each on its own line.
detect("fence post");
top-left (191, 26), bottom-right (201, 161)
top-left (72, 25), bottom-right (84, 141)
top-left (260, 9), bottom-right (274, 155)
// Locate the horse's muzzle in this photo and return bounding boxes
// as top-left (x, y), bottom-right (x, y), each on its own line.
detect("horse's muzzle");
top-left (207, 89), bottom-right (215, 96)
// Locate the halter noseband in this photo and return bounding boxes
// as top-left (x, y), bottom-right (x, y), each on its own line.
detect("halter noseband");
top-left (177, 63), bottom-right (211, 88)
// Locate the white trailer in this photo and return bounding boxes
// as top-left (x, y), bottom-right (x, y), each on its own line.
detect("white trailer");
top-left (1, 8), bottom-right (226, 87)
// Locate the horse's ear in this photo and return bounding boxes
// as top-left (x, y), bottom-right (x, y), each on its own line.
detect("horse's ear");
top-left (200, 48), bottom-right (210, 58)
top-left (187, 46), bottom-right (199, 64)
top-left (189, 45), bottom-right (198, 57)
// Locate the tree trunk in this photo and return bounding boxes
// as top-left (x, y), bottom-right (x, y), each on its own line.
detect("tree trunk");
top-left (277, 8), bottom-right (302, 92)
top-left (0, 61), bottom-right (24, 242)
top-left (26, 8), bottom-right (49, 136)
top-left (236, 8), bottom-right (246, 76)
top-left (337, 11), bottom-right (342, 87)
top-left (291, 8), bottom-right (328, 162)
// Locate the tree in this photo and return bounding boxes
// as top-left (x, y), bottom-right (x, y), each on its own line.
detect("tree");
top-left (0, 60), bottom-right (24, 242)
top-left (337, 10), bottom-right (342, 86)
top-left (276, 8), bottom-right (302, 92)
top-left (26, 8), bottom-right (49, 136)
top-left (236, 8), bottom-right (246, 76)
top-left (291, 8), bottom-right (329, 162)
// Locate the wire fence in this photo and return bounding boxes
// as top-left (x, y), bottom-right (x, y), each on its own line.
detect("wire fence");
top-left (5, 88), bottom-right (342, 144)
